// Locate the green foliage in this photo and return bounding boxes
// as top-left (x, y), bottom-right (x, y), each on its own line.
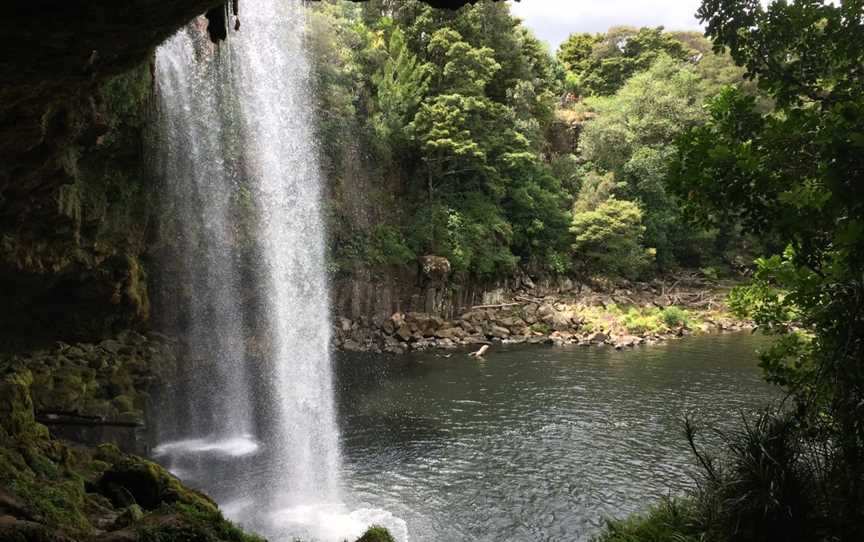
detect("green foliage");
top-left (572, 170), bottom-right (620, 214)
top-left (661, 306), bottom-right (691, 328)
top-left (581, 54), bottom-right (706, 170)
top-left (620, 307), bottom-right (664, 334)
top-left (311, 0), bottom-right (573, 278)
top-left (309, 2), bottom-right (760, 280)
top-left (331, 225), bottom-right (416, 272)
top-left (594, 498), bottom-right (702, 542)
top-left (558, 33), bottom-right (601, 75)
top-left (617, 306), bottom-right (693, 334)
top-left (685, 410), bottom-right (829, 542)
top-left (578, 55), bottom-right (718, 267)
top-left (669, 0), bottom-right (864, 536)
top-left (427, 28), bottom-right (500, 95)
top-left (559, 26), bottom-right (693, 96)
top-left (373, 28), bottom-right (431, 149)
top-left (571, 198), bottom-right (650, 279)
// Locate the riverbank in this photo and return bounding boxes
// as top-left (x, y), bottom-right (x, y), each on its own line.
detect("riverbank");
top-left (333, 274), bottom-right (752, 353)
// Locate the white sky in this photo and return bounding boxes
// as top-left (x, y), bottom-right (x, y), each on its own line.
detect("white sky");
top-left (508, 0), bottom-right (706, 51)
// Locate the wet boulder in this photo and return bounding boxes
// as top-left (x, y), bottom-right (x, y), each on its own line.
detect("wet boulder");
top-left (355, 526), bottom-right (396, 542)
top-left (488, 325), bottom-right (510, 339)
top-left (435, 327), bottom-right (464, 340)
top-left (96, 446), bottom-right (216, 512)
top-left (587, 331), bottom-right (609, 345)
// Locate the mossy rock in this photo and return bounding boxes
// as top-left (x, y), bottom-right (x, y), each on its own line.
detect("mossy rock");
top-left (97, 503), bottom-right (264, 542)
top-left (95, 446), bottom-right (216, 512)
top-left (0, 518), bottom-right (77, 542)
top-left (355, 525), bottom-right (396, 542)
top-left (0, 343), bottom-right (263, 542)
top-left (112, 504), bottom-right (144, 530)
top-left (0, 370), bottom-right (39, 438)
top-left (111, 395), bottom-right (135, 414)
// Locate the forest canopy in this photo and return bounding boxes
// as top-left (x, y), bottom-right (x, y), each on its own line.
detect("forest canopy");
top-left (308, 0), bottom-right (752, 279)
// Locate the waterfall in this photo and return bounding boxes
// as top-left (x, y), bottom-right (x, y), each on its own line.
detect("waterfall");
top-left (150, 1), bottom-right (406, 540)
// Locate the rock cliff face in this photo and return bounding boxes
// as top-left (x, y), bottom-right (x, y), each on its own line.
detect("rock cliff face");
top-left (1, 61), bottom-right (156, 349)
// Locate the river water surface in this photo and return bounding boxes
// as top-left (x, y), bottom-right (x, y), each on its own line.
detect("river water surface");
top-left (336, 332), bottom-right (776, 542)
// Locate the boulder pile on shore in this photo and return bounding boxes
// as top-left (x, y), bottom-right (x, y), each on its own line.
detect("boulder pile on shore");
top-left (333, 279), bottom-right (753, 353)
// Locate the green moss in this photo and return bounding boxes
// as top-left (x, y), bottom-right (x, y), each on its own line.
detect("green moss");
top-left (96, 448), bottom-right (217, 512)
top-left (112, 394), bottom-right (135, 413)
top-left (99, 62), bottom-right (152, 126)
top-left (0, 370), bottom-right (38, 437)
top-left (113, 504), bottom-right (144, 529)
top-left (355, 525), bottom-right (397, 542)
top-left (0, 346), bottom-right (262, 542)
top-left (138, 503), bottom-right (265, 542)
top-left (530, 322), bottom-right (551, 334)
top-left (8, 477), bottom-right (93, 533)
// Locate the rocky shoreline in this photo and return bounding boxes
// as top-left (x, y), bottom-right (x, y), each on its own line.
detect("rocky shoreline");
top-left (333, 276), bottom-right (754, 353)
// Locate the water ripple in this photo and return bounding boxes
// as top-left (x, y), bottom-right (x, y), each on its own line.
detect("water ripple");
top-left (337, 333), bottom-right (776, 542)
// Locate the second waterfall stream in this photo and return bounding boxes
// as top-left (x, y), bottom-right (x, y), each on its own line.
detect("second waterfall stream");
top-left (150, 0), bottom-right (406, 540)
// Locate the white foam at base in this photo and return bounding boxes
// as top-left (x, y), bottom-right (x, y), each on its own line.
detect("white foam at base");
top-left (153, 435), bottom-right (260, 458)
top-left (268, 503), bottom-right (409, 542)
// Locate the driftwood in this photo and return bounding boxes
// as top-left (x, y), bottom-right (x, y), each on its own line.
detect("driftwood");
top-left (471, 302), bottom-right (524, 310)
top-left (469, 345), bottom-right (490, 358)
top-left (36, 412), bottom-right (142, 428)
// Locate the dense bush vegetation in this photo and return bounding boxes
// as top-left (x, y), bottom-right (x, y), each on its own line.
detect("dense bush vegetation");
top-left (308, 0), bottom-right (751, 280)
top-left (596, 0), bottom-right (864, 540)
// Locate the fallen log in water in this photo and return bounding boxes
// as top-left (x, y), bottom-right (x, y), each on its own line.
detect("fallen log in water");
top-left (469, 345), bottom-right (490, 358)
top-left (471, 302), bottom-right (525, 310)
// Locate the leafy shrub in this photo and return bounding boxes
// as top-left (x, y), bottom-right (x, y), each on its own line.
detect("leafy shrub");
top-left (620, 307), bottom-right (663, 334)
top-left (571, 198), bottom-right (651, 279)
top-left (594, 498), bottom-right (702, 542)
top-left (660, 306), bottom-right (690, 328)
top-left (686, 410), bottom-right (828, 542)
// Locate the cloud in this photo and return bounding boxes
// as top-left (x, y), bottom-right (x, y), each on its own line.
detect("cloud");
top-left (508, 0), bottom-right (705, 50)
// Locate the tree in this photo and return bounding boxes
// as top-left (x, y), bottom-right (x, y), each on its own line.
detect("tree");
top-left (579, 55), bottom-right (709, 266)
top-left (571, 198), bottom-right (650, 279)
top-left (426, 28), bottom-right (501, 96)
top-left (312, 0), bottom-right (573, 278)
top-left (671, 0), bottom-right (864, 536)
top-left (571, 170), bottom-right (620, 213)
top-left (559, 26), bottom-right (694, 96)
top-left (558, 32), bottom-right (601, 76)
top-left (373, 28), bottom-right (431, 149)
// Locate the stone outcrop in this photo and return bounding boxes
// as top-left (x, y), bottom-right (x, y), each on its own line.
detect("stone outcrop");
top-left (333, 276), bottom-right (753, 353)
top-left (1, 60), bottom-right (156, 348)
top-left (2, 331), bottom-right (176, 453)
top-left (0, 356), bottom-right (265, 542)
